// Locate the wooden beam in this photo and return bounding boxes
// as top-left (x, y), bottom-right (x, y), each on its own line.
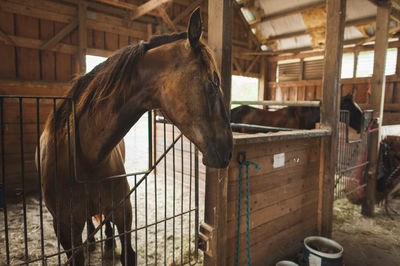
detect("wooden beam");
top-left (265, 40), bottom-right (400, 62)
top-left (362, 4), bottom-right (391, 217)
top-left (130, 0), bottom-right (171, 20)
top-left (244, 55), bottom-right (260, 76)
top-left (96, 0), bottom-right (138, 10)
top-left (250, 0), bottom-right (326, 26)
top-left (205, 0), bottom-right (233, 265)
top-left (77, 0), bottom-right (87, 74)
top-left (40, 19), bottom-right (78, 50)
top-left (319, 0), bottom-right (346, 237)
top-left (0, 0), bottom-right (148, 40)
top-left (172, 0), bottom-right (204, 24)
top-left (233, 1), bottom-right (260, 48)
top-left (233, 58), bottom-right (244, 75)
top-left (156, 6), bottom-right (177, 31)
top-left (258, 56), bottom-right (267, 100)
top-left (0, 29), bottom-right (16, 46)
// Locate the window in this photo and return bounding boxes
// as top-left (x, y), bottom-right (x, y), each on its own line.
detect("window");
top-left (86, 55), bottom-right (107, 73)
top-left (341, 53), bottom-right (354, 78)
top-left (356, 48), bottom-right (397, 77)
top-left (231, 75), bottom-right (259, 108)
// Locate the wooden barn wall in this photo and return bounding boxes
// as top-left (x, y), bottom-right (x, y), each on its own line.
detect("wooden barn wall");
top-left (265, 76), bottom-right (400, 126)
top-left (226, 137), bottom-right (321, 265)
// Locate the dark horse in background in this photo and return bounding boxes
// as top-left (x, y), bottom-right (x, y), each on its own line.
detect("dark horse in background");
top-left (37, 9), bottom-right (232, 266)
top-left (231, 94), bottom-right (363, 132)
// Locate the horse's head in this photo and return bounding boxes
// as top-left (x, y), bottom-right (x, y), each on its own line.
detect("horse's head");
top-left (155, 9), bottom-right (233, 168)
top-left (340, 94), bottom-right (363, 133)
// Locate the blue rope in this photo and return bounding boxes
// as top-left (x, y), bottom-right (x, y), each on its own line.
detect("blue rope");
top-left (235, 159), bottom-right (261, 266)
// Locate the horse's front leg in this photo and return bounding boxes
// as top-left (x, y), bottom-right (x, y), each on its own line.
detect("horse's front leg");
top-left (112, 200), bottom-right (136, 266)
top-left (53, 217), bottom-right (85, 266)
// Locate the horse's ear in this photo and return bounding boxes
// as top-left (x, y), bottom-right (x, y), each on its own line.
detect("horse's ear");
top-left (188, 8), bottom-right (202, 48)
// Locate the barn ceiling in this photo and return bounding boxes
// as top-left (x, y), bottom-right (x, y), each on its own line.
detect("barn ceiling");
top-left (237, 0), bottom-right (400, 53)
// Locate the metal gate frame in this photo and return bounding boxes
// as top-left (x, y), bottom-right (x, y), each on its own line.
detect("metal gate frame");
top-left (0, 95), bottom-right (200, 265)
top-left (334, 110), bottom-right (373, 200)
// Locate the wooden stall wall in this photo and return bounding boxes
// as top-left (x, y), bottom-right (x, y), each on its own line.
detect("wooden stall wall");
top-left (226, 136), bottom-right (322, 265)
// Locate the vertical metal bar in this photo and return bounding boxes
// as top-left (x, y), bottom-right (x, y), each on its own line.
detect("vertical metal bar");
top-left (124, 180), bottom-right (127, 265)
top-left (134, 174), bottom-right (138, 258)
top-left (111, 181), bottom-right (115, 264)
top-left (148, 111), bottom-right (153, 170)
top-left (85, 184), bottom-right (91, 265)
top-left (180, 136), bottom-right (184, 264)
top-left (145, 157), bottom-right (148, 266)
top-left (19, 98), bottom-right (29, 262)
top-left (194, 147), bottom-right (199, 260)
top-left (163, 119), bottom-right (167, 266)
top-left (154, 137), bottom-right (158, 265)
top-left (36, 98), bottom-right (45, 263)
top-left (188, 142), bottom-right (192, 263)
top-left (53, 99), bottom-right (61, 265)
top-left (66, 102), bottom-right (75, 266)
top-left (98, 183), bottom-right (104, 266)
top-left (172, 126), bottom-right (176, 263)
top-left (0, 98), bottom-right (10, 265)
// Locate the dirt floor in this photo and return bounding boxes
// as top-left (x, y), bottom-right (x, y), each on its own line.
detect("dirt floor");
top-left (333, 198), bottom-right (400, 266)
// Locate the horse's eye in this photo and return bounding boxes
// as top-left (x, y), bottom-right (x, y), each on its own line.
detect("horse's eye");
top-left (213, 71), bottom-right (219, 89)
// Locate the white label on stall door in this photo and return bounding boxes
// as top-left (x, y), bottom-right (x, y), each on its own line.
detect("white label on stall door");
top-left (273, 153), bottom-right (285, 168)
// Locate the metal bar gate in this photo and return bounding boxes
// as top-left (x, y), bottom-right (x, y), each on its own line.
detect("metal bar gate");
top-left (0, 96), bottom-right (200, 265)
top-left (335, 110), bottom-right (373, 201)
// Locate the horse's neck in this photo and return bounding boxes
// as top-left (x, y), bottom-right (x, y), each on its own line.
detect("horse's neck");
top-left (77, 47), bottom-right (173, 165)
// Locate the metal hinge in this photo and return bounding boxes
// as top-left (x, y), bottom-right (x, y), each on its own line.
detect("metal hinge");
top-left (198, 222), bottom-right (214, 257)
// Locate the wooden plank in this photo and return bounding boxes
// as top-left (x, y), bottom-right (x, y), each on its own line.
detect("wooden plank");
top-left (15, 14), bottom-right (40, 80)
top-left (319, 0), bottom-right (346, 237)
top-left (77, 0), bottom-right (87, 74)
top-left (385, 82), bottom-right (394, 103)
top-left (226, 189), bottom-right (318, 241)
top-left (0, 79), bottom-right (70, 96)
top-left (226, 203), bottom-right (317, 258)
top-left (40, 19), bottom-right (56, 81)
top-left (228, 217), bottom-right (317, 266)
top-left (40, 19), bottom-right (78, 50)
top-left (205, 1), bottom-right (233, 265)
top-left (0, 10), bottom-right (16, 79)
top-left (130, 0), bottom-right (172, 20)
top-left (383, 112), bottom-right (400, 125)
top-left (119, 34), bottom-right (129, 49)
top-left (393, 82), bottom-right (400, 104)
top-left (157, 7), bottom-right (177, 31)
top-left (54, 22), bottom-right (72, 81)
top-left (227, 162), bottom-right (319, 221)
top-left (362, 4), bottom-right (391, 217)
top-left (172, 0), bottom-right (204, 24)
top-left (93, 30), bottom-right (105, 50)
top-left (8, 35), bottom-right (77, 55)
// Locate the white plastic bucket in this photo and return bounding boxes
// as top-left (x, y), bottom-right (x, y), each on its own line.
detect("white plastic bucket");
top-left (276, 260), bottom-right (299, 266)
top-left (304, 236), bottom-right (343, 266)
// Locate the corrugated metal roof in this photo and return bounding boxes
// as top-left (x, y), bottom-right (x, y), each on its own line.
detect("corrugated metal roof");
top-left (244, 0), bottom-right (383, 52)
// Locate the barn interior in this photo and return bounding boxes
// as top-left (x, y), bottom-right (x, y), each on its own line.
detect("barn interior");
top-left (1, 0), bottom-right (400, 265)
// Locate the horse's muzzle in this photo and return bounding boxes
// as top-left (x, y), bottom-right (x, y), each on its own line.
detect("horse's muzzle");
top-left (202, 141), bottom-right (233, 168)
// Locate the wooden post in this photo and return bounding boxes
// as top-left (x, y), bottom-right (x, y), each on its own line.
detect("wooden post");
top-left (362, 4), bottom-right (391, 217)
top-left (299, 58), bottom-right (304, 81)
top-left (258, 56), bottom-right (267, 102)
top-left (77, 0), bottom-right (87, 74)
top-left (205, 0), bottom-right (232, 265)
top-left (319, 0), bottom-right (346, 237)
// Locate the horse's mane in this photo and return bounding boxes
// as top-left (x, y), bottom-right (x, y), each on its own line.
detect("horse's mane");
top-left (46, 32), bottom-right (188, 133)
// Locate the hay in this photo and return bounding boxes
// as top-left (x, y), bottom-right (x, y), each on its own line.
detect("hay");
top-left (333, 198), bottom-right (400, 248)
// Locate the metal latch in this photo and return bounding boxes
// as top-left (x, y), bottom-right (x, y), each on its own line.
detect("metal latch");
top-left (198, 222), bottom-right (214, 256)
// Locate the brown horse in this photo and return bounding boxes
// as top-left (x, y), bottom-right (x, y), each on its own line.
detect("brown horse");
top-left (37, 9), bottom-right (232, 265)
top-left (231, 94), bottom-right (363, 133)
